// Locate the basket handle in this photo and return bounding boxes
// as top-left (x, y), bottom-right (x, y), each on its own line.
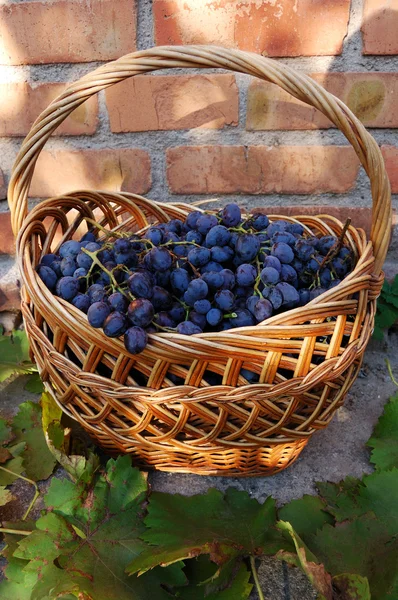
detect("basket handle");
top-left (8, 45), bottom-right (391, 275)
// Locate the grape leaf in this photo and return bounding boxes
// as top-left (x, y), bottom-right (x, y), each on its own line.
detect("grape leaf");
top-left (278, 494), bottom-right (334, 544)
top-left (177, 562), bottom-right (252, 599)
top-left (367, 392), bottom-right (398, 471)
top-left (0, 485), bottom-right (14, 506)
top-left (14, 456), bottom-right (184, 600)
top-left (127, 488), bottom-right (281, 576)
top-left (0, 455), bottom-right (24, 485)
top-left (332, 574), bottom-right (371, 600)
top-left (24, 374), bottom-right (45, 394)
top-left (311, 515), bottom-right (398, 600)
top-left (317, 477), bottom-right (364, 522)
top-left (12, 401), bottom-right (57, 481)
top-left (0, 417), bottom-right (12, 444)
top-left (0, 521), bottom-right (37, 600)
top-left (0, 329), bottom-right (36, 382)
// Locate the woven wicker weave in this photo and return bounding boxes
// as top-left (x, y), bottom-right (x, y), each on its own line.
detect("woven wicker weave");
top-left (8, 46), bottom-right (391, 476)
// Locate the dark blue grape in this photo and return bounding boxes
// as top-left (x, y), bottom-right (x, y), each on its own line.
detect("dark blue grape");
top-left (251, 213), bottom-right (269, 231)
top-left (267, 220), bottom-right (290, 237)
top-left (170, 268), bottom-right (191, 294)
top-left (177, 321), bottom-right (202, 335)
top-left (200, 261), bottom-right (223, 273)
top-left (272, 231), bottom-right (296, 246)
top-left (264, 286), bottom-right (283, 310)
top-left (328, 279), bottom-right (341, 289)
top-left (37, 265), bottom-right (58, 291)
top-left (164, 231), bottom-right (180, 244)
top-left (221, 203), bottom-right (241, 227)
top-left (87, 301), bottom-right (110, 328)
top-left (235, 234), bottom-right (260, 262)
top-left (229, 309), bottom-right (255, 328)
top-left (173, 244), bottom-right (190, 258)
top-left (87, 283), bottom-right (106, 304)
top-left (294, 239), bottom-right (314, 262)
top-left (307, 254), bottom-right (323, 273)
top-left (229, 231), bottom-right (239, 248)
top-left (339, 247), bottom-right (352, 261)
top-left (185, 211), bottom-right (202, 230)
top-left (73, 267), bottom-right (87, 279)
top-left (194, 299), bottom-right (212, 314)
top-left (154, 269), bottom-right (171, 288)
top-left (187, 246), bottom-right (211, 268)
top-left (103, 311), bottom-right (128, 337)
top-left (185, 230), bottom-right (203, 244)
top-left (128, 299), bottom-right (154, 328)
top-left (260, 267), bottom-right (280, 285)
top-left (80, 231), bottom-right (96, 243)
top-left (206, 308), bottom-right (223, 327)
top-left (60, 256), bottom-right (77, 277)
top-left (186, 278), bottom-right (208, 301)
top-left (271, 242), bottom-right (294, 264)
top-left (146, 227), bottom-right (164, 246)
top-left (214, 289), bottom-right (234, 311)
top-left (280, 264), bottom-right (298, 286)
top-left (49, 259), bottom-right (62, 277)
top-left (166, 219), bottom-right (183, 235)
top-left (40, 253), bottom-right (58, 267)
top-left (154, 312), bottom-right (175, 328)
top-left (56, 276), bottom-right (80, 301)
top-left (71, 293), bottom-right (90, 313)
top-left (202, 271), bottom-right (224, 289)
top-left (253, 298), bottom-right (273, 322)
top-left (332, 258), bottom-right (349, 278)
top-left (124, 327), bottom-right (148, 354)
top-left (319, 268), bottom-right (332, 287)
top-left (205, 225), bottom-right (231, 247)
top-left (276, 282), bottom-right (300, 307)
top-left (263, 255), bottom-right (281, 273)
top-left (152, 286), bottom-right (173, 310)
top-left (190, 311), bottom-right (207, 329)
top-left (246, 295), bottom-right (260, 315)
top-left (169, 303), bottom-right (185, 323)
top-left (236, 264), bottom-right (257, 287)
top-left (128, 272), bottom-right (153, 299)
top-left (220, 269), bottom-right (235, 290)
top-left (59, 240), bottom-right (81, 259)
top-left (318, 235), bottom-right (337, 256)
top-left (289, 223), bottom-right (305, 235)
top-left (108, 292), bottom-right (128, 313)
top-left (298, 289), bottom-right (310, 306)
top-left (210, 246), bottom-right (234, 263)
top-left (196, 214), bottom-right (218, 235)
top-left (146, 247), bottom-right (173, 272)
top-left (114, 251), bottom-right (137, 269)
top-left (309, 287), bottom-right (327, 300)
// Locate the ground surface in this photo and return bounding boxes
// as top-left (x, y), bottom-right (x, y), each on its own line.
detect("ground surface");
top-left (1, 334), bottom-right (397, 599)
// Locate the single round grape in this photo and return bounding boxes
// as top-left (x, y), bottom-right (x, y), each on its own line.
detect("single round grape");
top-left (280, 264), bottom-right (298, 286)
top-left (264, 286), bottom-right (283, 310)
top-left (332, 257), bottom-right (349, 278)
top-left (194, 299), bottom-right (212, 315)
top-left (190, 310), bottom-right (207, 330)
top-left (154, 312), bottom-right (175, 328)
top-left (172, 244), bottom-right (190, 258)
top-left (108, 292), bottom-right (128, 313)
top-left (271, 242), bottom-right (294, 264)
top-left (328, 279), bottom-right (341, 289)
top-left (310, 287), bottom-right (327, 300)
top-left (114, 251), bottom-right (138, 269)
top-left (177, 321), bottom-right (202, 335)
top-left (318, 235), bottom-right (337, 256)
top-left (214, 289), bottom-right (235, 311)
top-left (49, 259), bottom-right (62, 277)
top-left (186, 278), bottom-right (209, 301)
top-left (251, 213), bottom-right (269, 231)
top-left (185, 230), bottom-right (203, 244)
top-left (80, 231), bottom-right (97, 243)
top-left (339, 247), bottom-right (352, 261)
top-left (60, 256), bottom-right (77, 277)
top-left (128, 272), bottom-right (153, 299)
top-left (298, 289), bottom-right (310, 306)
top-left (152, 286), bottom-right (173, 311)
top-left (272, 231), bottom-right (296, 246)
top-left (229, 231), bottom-right (239, 248)
top-left (55, 276), bottom-right (80, 301)
top-left (262, 255), bottom-right (281, 273)
top-left (71, 293), bottom-right (90, 313)
top-left (187, 246), bottom-right (211, 268)
top-left (289, 223), bottom-right (304, 235)
top-left (307, 254), bottom-right (323, 273)
top-left (37, 265), bottom-right (58, 291)
top-left (229, 309), bottom-right (255, 328)
top-left (253, 298), bottom-right (273, 322)
top-left (246, 295), bottom-right (260, 316)
top-left (87, 301), bottom-right (111, 328)
top-left (220, 269), bottom-right (236, 290)
top-left (276, 282), bottom-right (300, 307)
top-left (164, 231), bottom-right (180, 244)
top-left (294, 239), bottom-right (314, 262)
top-left (236, 264), bottom-right (257, 287)
top-left (124, 327), bottom-right (148, 354)
top-left (146, 247), bottom-right (173, 272)
top-left (319, 268), bottom-right (332, 287)
top-left (146, 227), bottom-right (164, 246)
top-left (196, 214), bottom-right (218, 235)
top-left (202, 271), bottom-right (224, 289)
top-left (235, 234), bottom-right (260, 262)
top-left (98, 248), bottom-right (114, 264)
top-left (170, 268), bottom-right (191, 294)
top-left (40, 253), bottom-right (58, 267)
top-left (103, 311), bottom-right (128, 338)
top-left (260, 267), bottom-right (280, 285)
top-left (166, 219), bottom-right (183, 235)
top-left (221, 203), bottom-right (241, 227)
top-left (258, 232), bottom-right (270, 244)
top-left (205, 225), bottom-right (231, 248)
top-left (292, 258), bottom-right (304, 274)
top-left (206, 307), bottom-right (224, 327)
top-left (235, 285), bottom-right (252, 298)
top-left (200, 261), bottom-right (223, 273)
top-left (128, 298), bottom-right (155, 328)
top-left (87, 284), bottom-right (106, 304)
top-left (210, 245), bottom-right (234, 263)
top-left (266, 220), bottom-right (290, 237)
top-left (185, 211), bottom-right (202, 230)
top-left (73, 267), bottom-right (87, 279)
top-left (59, 240), bottom-right (81, 259)
top-left (169, 303), bottom-right (185, 324)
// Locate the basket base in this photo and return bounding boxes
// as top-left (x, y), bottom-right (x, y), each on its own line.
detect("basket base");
top-left (88, 434), bottom-right (309, 476)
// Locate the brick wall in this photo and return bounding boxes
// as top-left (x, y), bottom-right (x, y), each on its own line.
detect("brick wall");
top-left (0, 0), bottom-right (398, 319)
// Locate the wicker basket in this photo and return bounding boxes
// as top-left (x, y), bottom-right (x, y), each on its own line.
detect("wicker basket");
top-left (8, 46), bottom-right (391, 476)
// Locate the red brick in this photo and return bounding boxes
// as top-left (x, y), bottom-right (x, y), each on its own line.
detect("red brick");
top-left (0, 168), bottom-right (5, 199)
top-left (154, 0), bottom-right (350, 56)
top-left (0, 214), bottom-right (15, 255)
top-left (0, 0), bottom-right (136, 65)
top-left (362, 0), bottom-right (398, 55)
top-left (0, 83), bottom-right (98, 136)
top-left (167, 146), bottom-right (359, 195)
top-left (247, 73), bottom-right (398, 130)
top-left (30, 149), bottom-right (151, 198)
top-left (106, 74), bottom-right (238, 132)
top-left (381, 146), bottom-right (398, 193)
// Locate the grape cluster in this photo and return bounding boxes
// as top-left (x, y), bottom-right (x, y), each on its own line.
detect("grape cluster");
top-left (37, 203), bottom-right (354, 355)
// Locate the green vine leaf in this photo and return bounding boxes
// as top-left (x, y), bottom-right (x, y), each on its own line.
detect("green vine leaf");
top-left (176, 562), bottom-right (252, 599)
top-left (0, 485), bottom-right (15, 506)
top-left (24, 374), bottom-right (45, 394)
top-left (332, 573), bottom-right (371, 600)
top-left (12, 401), bottom-right (57, 481)
top-left (278, 494), bottom-right (334, 544)
top-left (367, 391), bottom-right (398, 471)
top-left (0, 329), bottom-right (37, 383)
top-left (127, 488), bottom-right (281, 576)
